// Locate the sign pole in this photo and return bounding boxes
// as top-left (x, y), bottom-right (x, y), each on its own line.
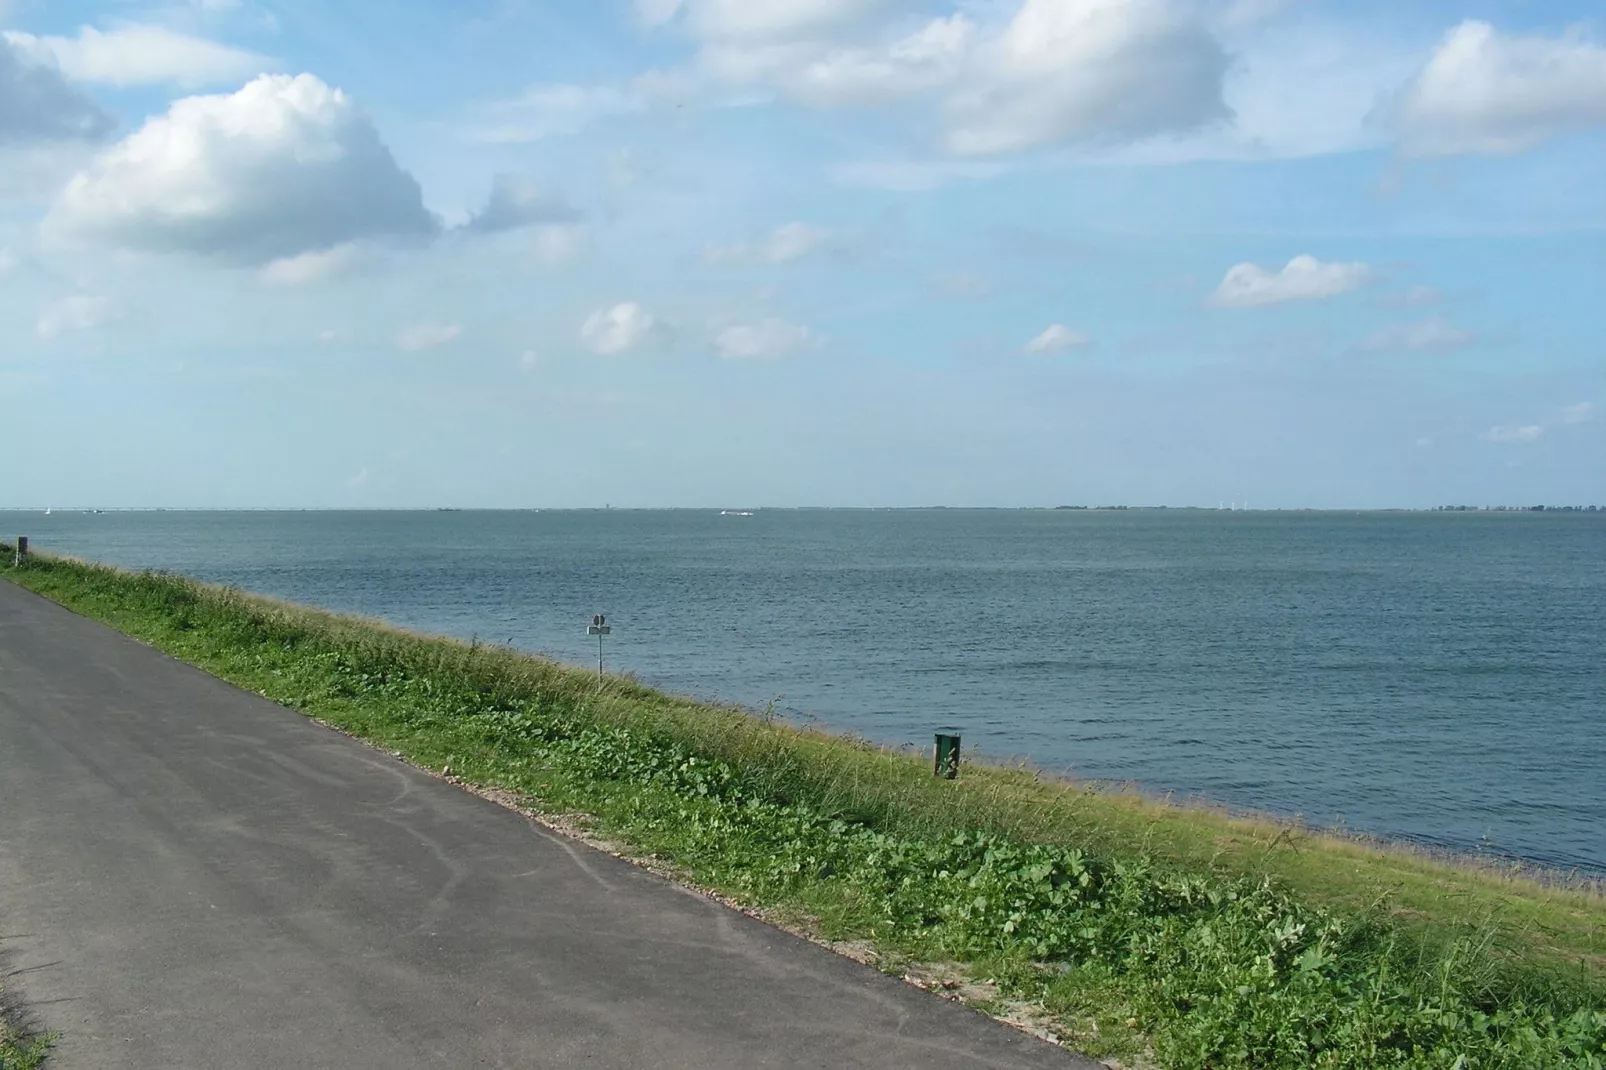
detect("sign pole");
top-left (587, 614), bottom-right (612, 682)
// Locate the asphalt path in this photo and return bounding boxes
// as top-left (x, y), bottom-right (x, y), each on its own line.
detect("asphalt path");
top-left (0, 579), bottom-right (1095, 1069)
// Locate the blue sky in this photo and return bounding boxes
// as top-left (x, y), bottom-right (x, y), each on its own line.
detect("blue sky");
top-left (1, 0), bottom-right (1601, 508)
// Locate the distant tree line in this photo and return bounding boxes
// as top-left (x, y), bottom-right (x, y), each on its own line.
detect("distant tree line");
top-left (1434, 504), bottom-right (1601, 512)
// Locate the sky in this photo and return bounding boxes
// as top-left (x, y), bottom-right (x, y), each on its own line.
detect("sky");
top-left (0, 0), bottom-right (1602, 509)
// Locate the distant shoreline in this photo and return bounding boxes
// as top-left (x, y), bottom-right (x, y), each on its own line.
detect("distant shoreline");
top-left (6, 504), bottom-right (1604, 514)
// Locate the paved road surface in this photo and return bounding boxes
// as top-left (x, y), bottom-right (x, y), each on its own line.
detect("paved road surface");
top-left (0, 580), bottom-right (1095, 1069)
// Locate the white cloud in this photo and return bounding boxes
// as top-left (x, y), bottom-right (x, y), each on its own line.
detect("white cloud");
top-left (942, 0), bottom-right (1231, 156)
top-left (707, 222), bottom-right (832, 265)
top-left (395, 323), bottom-right (461, 352)
top-left (1559, 402), bottom-right (1595, 425)
top-left (531, 223), bottom-right (588, 266)
top-left (5, 25), bottom-right (271, 88)
top-left (715, 318), bottom-right (813, 360)
top-left (675, 0), bottom-right (891, 41)
top-left (36, 294), bottom-right (113, 338)
top-left (314, 328), bottom-right (344, 343)
top-left (472, 83), bottom-right (642, 143)
top-left (1482, 424), bottom-right (1544, 444)
top-left (1360, 316), bottom-right (1476, 353)
top-left (0, 35), bottom-right (114, 144)
top-left (1209, 254), bottom-right (1371, 308)
top-left (1023, 324), bottom-right (1092, 354)
top-left (1381, 284), bottom-right (1443, 307)
top-left (519, 350), bottom-right (542, 371)
top-left (731, 15), bottom-right (974, 107)
top-left (47, 73), bottom-right (436, 263)
top-left (259, 242), bottom-right (361, 286)
top-left (635, 0), bottom-right (1231, 157)
top-left (346, 467), bottom-right (369, 487)
top-left (464, 174), bottom-right (581, 234)
top-left (1392, 21), bottom-right (1606, 157)
top-left (635, 0), bottom-right (684, 27)
top-left (581, 302), bottom-right (657, 355)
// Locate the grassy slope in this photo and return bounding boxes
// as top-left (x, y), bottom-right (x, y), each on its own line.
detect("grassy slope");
top-left (3, 550), bottom-right (1603, 1068)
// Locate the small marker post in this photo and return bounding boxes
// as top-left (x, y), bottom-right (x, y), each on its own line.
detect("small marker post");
top-left (934, 731), bottom-right (961, 780)
top-left (14, 536), bottom-right (27, 567)
top-left (587, 614), bottom-right (612, 681)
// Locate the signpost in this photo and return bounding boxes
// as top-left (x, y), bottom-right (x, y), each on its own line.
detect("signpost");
top-left (587, 614), bottom-right (611, 681)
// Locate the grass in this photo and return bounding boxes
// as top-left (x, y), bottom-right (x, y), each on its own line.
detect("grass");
top-left (4, 547), bottom-right (1604, 1068)
top-left (0, 971), bottom-right (52, 1070)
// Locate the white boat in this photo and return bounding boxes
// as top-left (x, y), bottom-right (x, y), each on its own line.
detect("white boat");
top-left (720, 510), bottom-right (755, 517)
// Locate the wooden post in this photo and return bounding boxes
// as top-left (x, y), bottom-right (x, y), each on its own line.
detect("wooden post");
top-left (13, 536), bottom-right (26, 566)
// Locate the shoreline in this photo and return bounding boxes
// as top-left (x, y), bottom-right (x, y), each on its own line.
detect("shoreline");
top-left (4, 546), bottom-right (1603, 1068)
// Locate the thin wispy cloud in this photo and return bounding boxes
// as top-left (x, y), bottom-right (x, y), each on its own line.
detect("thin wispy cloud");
top-left (395, 323), bottom-right (461, 352)
top-left (1023, 324), bottom-right (1091, 354)
top-left (1360, 317), bottom-right (1476, 353)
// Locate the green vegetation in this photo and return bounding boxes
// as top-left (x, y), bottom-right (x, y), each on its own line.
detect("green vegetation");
top-left (4, 548), bottom-right (1604, 1068)
top-left (0, 976), bottom-right (52, 1070)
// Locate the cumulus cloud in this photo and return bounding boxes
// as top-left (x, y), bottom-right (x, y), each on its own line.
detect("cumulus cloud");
top-left (635, 0), bottom-right (1231, 156)
top-left (1360, 316), bottom-right (1476, 353)
top-left (1209, 254), bottom-right (1371, 308)
top-left (1391, 21), bottom-right (1606, 156)
top-left (1559, 402), bottom-right (1595, 425)
top-left (259, 242), bottom-right (362, 286)
top-left (1481, 424), bottom-right (1544, 444)
top-left (1023, 324), bottom-right (1092, 354)
top-left (37, 294), bottom-right (113, 338)
top-left (943, 0), bottom-right (1231, 155)
top-left (5, 24), bottom-right (271, 88)
top-left (394, 323), bottom-right (461, 352)
top-left (706, 222), bottom-right (831, 265)
top-left (0, 35), bottom-right (115, 144)
top-left (715, 318), bottom-right (813, 360)
top-left (46, 73), bottom-right (436, 264)
top-left (581, 302), bottom-right (657, 355)
top-left (463, 174), bottom-right (581, 234)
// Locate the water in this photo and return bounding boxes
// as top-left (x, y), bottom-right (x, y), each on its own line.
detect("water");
top-left (5, 508), bottom-right (1603, 872)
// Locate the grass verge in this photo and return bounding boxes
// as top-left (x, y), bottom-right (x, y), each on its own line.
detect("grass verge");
top-left (4, 549), bottom-right (1604, 1068)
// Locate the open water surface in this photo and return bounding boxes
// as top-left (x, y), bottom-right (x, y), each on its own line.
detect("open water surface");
top-left (4, 508), bottom-right (1602, 872)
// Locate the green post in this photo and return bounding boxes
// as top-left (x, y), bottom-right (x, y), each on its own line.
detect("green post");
top-left (934, 732), bottom-right (961, 780)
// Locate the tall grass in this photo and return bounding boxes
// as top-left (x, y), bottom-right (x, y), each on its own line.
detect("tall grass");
top-left (5, 551), bottom-right (1604, 1068)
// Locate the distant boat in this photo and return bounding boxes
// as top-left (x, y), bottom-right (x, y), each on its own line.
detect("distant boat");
top-left (44, 508), bottom-right (51, 515)
top-left (720, 510), bottom-right (755, 517)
